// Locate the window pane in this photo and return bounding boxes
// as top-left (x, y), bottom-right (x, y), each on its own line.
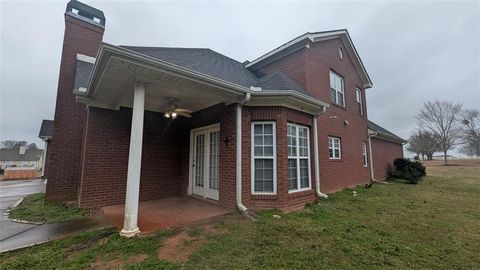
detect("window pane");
top-left (254, 135), bottom-right (263, 146)
top-left (331, 88), bottom-right (336, 103)
top-left (335, 149), bottom-right (340, 158)
top-left (254, 124), bottom-right (262, 135)
top-left (264, 146), bottom-right (273, 156)
top-left (329, 148), bottom-right (333, 158)
top-left (300, 159), bottom-right (309, 188)
top-left (264, 135), bottom-right (273, 146)
top-left (337, 92), bottom-right (344, 106)
top-left (264, 124), bottom-right (273, 135)
top-left (288, 159), bottom-right (297, 190)
top-left (254, 146), bottom-right (263, 156)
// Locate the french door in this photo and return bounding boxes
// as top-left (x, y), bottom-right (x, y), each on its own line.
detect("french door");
top-left (191, 125), bottom-right (220, 200)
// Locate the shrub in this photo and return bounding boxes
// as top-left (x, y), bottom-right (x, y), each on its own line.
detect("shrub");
top-left (388, 158), bottom-right (426, 184)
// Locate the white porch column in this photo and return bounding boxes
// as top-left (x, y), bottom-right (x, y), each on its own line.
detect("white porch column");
top-left (120, 82), bottom-right (145, 237)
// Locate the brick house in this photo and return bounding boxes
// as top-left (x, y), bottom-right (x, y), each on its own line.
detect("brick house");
top-left (46, 0), bottom-right (404, 236)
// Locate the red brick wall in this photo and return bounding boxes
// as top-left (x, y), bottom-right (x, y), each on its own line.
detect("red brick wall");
top-left (371, 138), bottom-right (404, 180)
top-left (78, 107), bottom-right (185, 208)
top-left (46, 15), bottom-right (104, 202)
top-left (242, 106), bottom-right (317, 211)
top-left (255, 38), bottom-right (371, 194)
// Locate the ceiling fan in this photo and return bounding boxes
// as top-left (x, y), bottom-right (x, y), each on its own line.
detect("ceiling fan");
top-left (162, 98), bottom-right (192, 119)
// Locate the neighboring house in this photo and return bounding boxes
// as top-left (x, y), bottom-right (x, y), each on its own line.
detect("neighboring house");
top-left (0, 146), bottom-right (43, 170)
top-left (45, 0), bottom-right (404, 236)
top-left (367, 121), bottom-right (406, 180)
top-left (38, 119), bottom-right (54, 177)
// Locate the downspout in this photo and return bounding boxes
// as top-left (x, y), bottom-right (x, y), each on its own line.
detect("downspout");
top-left (313, 113), bottom-right (328, 199)
top-left (236, 93), bottom-right (250, 213)
top-left (368, 130), bottom-right (377, 182)
top-left (366, 130), bottom-right (388, 187)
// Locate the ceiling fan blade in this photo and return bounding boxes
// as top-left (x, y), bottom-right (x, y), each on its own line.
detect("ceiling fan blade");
top-left (176, 112), bottom-right (192, 118)
top-left (174, 108), bottom-right (192, 113)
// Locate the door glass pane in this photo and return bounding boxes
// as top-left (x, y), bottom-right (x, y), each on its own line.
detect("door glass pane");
top-left (195, 134), bottom-right (204, 187)
top-left (209, 131), bottom-right (219, 190)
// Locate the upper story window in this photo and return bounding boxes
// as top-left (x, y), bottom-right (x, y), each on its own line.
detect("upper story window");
top-left (362, 142), bottom-right (368, 167)
top-left (252, 122), bottom-right (276, 194)
top-left (287, 123), bottom-right (311, 192)
top-left (328, 136), bottom-right (341, 159)
top-left (356, 88), bottom-right (363, 116)
top-left (330, 71), bottom-right (345, 107)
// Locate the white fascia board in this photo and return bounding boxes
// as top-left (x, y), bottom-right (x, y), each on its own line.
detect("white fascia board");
top-left (252, 90), bottom-right (329, 109)
top-left (76, 53), bottom-right (96, 64)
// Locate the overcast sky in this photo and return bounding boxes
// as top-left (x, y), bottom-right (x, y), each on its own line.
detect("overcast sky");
top-left (1, 0), bottom-right (479, 152)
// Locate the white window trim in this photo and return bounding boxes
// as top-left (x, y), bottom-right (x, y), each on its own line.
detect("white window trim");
top-left (330, 70), bottom-right (345, 107)
top-left (287, 123), bottom-right (312, 193)
top-left (362, 142), bottom-right (368, 167)
top-left (329, 136), bottom-right (342, 160)
top-left (251, 121), bottom-right (277, 195)
top-left (356, 88), bottom-right (363, 116)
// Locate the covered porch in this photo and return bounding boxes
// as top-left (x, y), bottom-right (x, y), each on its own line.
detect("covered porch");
top-left (75, 43), bottom-right (327, 237)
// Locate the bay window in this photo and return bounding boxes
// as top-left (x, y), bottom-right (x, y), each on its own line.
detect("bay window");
top-left (251, 122), bottom-right (276, 194)
top-left (287, 123), bottom-right (311, 192)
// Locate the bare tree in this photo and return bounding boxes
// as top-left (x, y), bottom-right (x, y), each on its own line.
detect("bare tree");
top-left (416, 100), bottom-right (462, 165)
top-left (0, 140), bottom-right (31, 149)
top-left (459, 109), bottom-right (480, 157)
top-left (407, 130), bottom-right (440, 160)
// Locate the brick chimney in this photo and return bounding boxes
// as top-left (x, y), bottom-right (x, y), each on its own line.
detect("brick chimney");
top-left (46, 0), bottom-right (105, 202)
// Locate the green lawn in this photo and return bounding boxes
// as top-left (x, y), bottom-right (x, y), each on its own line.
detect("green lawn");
top-left (1, 160), bottom-right (479, 269)
top-left (8, 193), bottom-right (87, 223)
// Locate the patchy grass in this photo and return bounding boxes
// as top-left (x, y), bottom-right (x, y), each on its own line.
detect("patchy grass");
top-left (0, 227), bottom-right (177, 270)
top-left (8, 193), bottom-right (87, 223)
top-left (1, 160), bottom-right (479, 269)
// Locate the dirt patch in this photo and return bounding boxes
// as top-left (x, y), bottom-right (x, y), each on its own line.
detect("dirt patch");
top-left (89, 254), bottom-right (149, 269)
top-left (157, 224), bottom-right (224, 263)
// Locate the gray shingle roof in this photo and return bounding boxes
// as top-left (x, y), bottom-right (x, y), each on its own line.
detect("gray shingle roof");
top-left (0, 148), bottom-right (43, 162)
top-left (74, 60), bottom-right (93, 92)
top-left (75, 45), bottom-right (316, 99)
top-left (38, 120), bottom-right (54, 140)
top-left (121, 46), bottom-right (259, 88)
top-left (368, 120), bottom-right (406, 144)
top-left (255, 70), bottom-right (312, 96)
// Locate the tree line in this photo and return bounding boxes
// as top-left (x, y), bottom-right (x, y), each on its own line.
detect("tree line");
top-left (408, 100), bottom-right (479, 164)
top-left (0, 140), bottom-right (38, 149)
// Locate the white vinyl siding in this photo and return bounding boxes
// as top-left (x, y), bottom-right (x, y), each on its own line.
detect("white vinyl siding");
top-left (356, 88), bottom-right (363, 116)
top-left (328, 137), bottom-right (341, 159)
top-left (362, 142), bottom-right (368, 167)
top-left (251, 122), bottom-right (277, 194)
top-left (287, 123), bottom-right (311, 192)
top-left (330, 70), bottom-right (345, 107)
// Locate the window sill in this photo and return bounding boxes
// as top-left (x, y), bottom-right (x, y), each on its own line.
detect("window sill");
top-left (288, 188), bottom-right (312, 194)
top-left (329, 158), bottom-right (344, 162)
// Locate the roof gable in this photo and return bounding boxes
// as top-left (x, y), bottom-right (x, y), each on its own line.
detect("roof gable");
top-left (245, 30), bottom-right (373, 88)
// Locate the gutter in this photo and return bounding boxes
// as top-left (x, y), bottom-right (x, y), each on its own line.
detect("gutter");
top-left (236, 93), bottom-right (251, 213)
top-left (313, 111), bottom-right (328, 199)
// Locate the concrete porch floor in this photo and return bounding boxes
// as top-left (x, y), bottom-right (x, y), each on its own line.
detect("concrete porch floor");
top-left (101, 197), bottom-right (233, 233)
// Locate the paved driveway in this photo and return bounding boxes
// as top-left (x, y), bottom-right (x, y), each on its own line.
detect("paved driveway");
top-left (0, 179), bottom-right (46, 246)
top-left (0, 179), bottom-right (112, 253)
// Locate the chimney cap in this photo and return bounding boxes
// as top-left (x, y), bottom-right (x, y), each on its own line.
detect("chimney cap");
top-left (66, 0), bottom-right (106, 27)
